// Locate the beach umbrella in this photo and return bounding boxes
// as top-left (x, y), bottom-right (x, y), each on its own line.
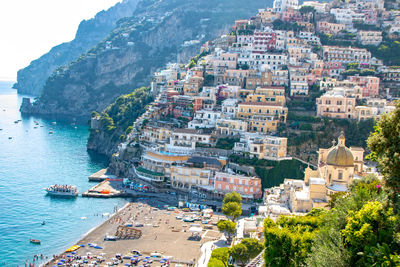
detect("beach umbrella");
top-left (67, 255), bottom-right (72, 258)
top-left (145, 256), bottom-right (150, 259)
top-left (162, 258), bottom-right (169, 261)
top-left (143, 260), bottom-right (147, 263)
top-left (71, 252), bottom-right (77, 255)
top-left (160, 260), bottom-right (165, 264)
top-left (60, 259), bottom-right (66, 262)
top-left (79, 244), bottom-right (85, 247)
top-left (57, 263), bottom-right (62, 266)
top-left (124, 264), bottom-right (131, 266)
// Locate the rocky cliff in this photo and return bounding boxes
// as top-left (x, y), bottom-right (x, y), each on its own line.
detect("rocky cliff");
top-left (20, 0), bottom-right (271, 119)
top-left (13, 0), bottom-right (140, 96)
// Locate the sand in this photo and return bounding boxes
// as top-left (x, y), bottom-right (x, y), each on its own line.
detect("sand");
top-left (45, 201), bottom-right (223, 267)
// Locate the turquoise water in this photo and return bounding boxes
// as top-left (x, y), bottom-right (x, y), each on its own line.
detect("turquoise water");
top-left (0, 82), bottom-right (127, 266)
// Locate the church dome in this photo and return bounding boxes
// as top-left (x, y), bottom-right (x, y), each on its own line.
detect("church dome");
top-left (326, 146), bottom-right (354, 166)
top-left (326, 132), bottom-right (354, 167)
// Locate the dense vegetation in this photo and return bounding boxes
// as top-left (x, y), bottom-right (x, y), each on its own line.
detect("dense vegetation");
top-left (215, 137), bottom-right (240, 150)
top-left (229, 155), bottom-right (307, 189)
top-left (263, 101), bottom-right (400, 266)
top-left (90, 87), bottom-right (153, 141)
top-left (283, 117), bottom-right (375, 149)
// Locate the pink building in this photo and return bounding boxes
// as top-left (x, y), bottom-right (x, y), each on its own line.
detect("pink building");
top-left (214, 172), bottom-right (263, 200)
top-left (281, 10), bottom-right (302, 22)
top-left (349, 76), bottom-right (380, 98)
top-left (316, 90), bottom-right (356, 119)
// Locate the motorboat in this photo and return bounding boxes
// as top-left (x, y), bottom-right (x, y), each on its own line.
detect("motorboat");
top-left (45, 184), bottom-right (78, 197)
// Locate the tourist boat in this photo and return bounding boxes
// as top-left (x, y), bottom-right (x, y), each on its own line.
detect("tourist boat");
top-left (30, 239), bottom-right (41, 245)
top-left (45, 184), bottom-right (78, 197)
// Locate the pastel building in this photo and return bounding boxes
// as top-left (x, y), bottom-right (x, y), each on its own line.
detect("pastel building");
top-left (348, 76), bottom-right (380, 98)
top-left (136, 150), bottom-right (189, 183)
top-left (357, 31), bottom-right (382, 46)
top-left (234, 132), bottom-right (287, 159)
top-left (316, 89), bottom-right (356, 119)
top-left (237, 102), bottom-right (288, 133)
top-left (214, 172), bottom-right (263, 200)
top-left (170, 166), bottom-right (212, 191)
top-left (317, 21), bottom-right (346, 35)
top-left (322, 46), bottom-right (371, 64)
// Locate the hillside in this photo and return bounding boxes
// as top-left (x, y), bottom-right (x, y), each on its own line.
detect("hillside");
top-left (13, 0), bottom-right (141, 96)
top-left (20, 0), bottom-right (271, 119)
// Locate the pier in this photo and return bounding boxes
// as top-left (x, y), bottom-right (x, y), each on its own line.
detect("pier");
top-left (88, 168), bottom-right (117, 182)
top-left (82, 180), bottom-right (126, 198)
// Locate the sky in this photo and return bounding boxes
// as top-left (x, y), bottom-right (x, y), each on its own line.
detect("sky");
top-left (0, 0), bottom-right (122, 81)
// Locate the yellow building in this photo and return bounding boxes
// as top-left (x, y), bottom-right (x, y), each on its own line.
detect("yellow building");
top-left (140, 126), bottom-right (171, 144)
top-left (170, 166), bottom-right (211, 191)
top-left (245, 86), bottom-right (286, 105)
top-left (249, 136), bottom-right (287, 159)
top-left (237, 102), bottom-right (288, 133)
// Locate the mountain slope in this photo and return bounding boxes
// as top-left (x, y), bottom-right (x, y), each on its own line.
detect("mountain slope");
top-left (20, 0), bottom-right (271, 119)
top-left (13, 0), bottom-right (140, 96)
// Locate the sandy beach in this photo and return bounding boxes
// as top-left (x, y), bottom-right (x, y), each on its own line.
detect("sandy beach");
top-left (44, 199), bottom-right (224, 267)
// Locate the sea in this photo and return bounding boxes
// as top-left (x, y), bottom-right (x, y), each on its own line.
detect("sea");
top-left (0, 81), bottom-right (127, 266)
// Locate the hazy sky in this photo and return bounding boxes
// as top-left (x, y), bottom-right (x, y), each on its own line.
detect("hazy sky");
top-left (0, 0), bottom-right (122, 81)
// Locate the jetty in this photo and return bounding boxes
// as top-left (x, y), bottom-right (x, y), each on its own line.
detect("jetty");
top-left (89, 168), bottom-right (117, 181)
top-left (82, 180), bottom-right (126, 198)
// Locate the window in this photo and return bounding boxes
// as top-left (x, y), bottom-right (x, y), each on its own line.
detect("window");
top-left (338, 171), bottom-right (343, 180)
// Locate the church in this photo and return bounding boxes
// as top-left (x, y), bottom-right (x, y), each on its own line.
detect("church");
top-left (284, 133), bottom-right (364, 213)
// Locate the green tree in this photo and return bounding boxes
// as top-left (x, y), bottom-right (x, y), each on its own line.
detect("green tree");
top-left (264, 215), bottom-right (320, 266)
top-left (241, 238), bottom-right (264, 259)
top-left (230, 243), bottom-right (248, 266)
top-left (223, 191), bottom-right (242, 204)
top-left (222, 201), bottom-right (242, 221)
top-left (367, 100), bottom-right (400, 208)
top-left (342, 201), bottom-right (399, 266)
top-left (208, 247), bottom-right (229, 267)
top-left (217, 220), bottom-right (237, 242)
top-left (299, 6), bottom-right (315, 14)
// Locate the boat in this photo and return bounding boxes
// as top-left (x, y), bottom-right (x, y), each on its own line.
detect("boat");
top-left (65, 245), bottom-right (80, 252)
top-left (8, 137), bottom-right (12, 139)
top-left (49, 131), bottom-right (54, 134)
top-left (30, 239), bottom-right (41, 244)
top-left (41, 221), bottom-right (46, 225)
top-left (45, 184), bottom-right (78, 197)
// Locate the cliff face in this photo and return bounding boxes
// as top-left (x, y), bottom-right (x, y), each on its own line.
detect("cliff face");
top-left (13, 0), bottom-right (140, 96)
top-left (21, 0), bottom-right (271, 119)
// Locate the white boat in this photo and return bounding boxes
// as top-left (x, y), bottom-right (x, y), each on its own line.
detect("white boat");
top-left (45, 184), bottom-right (78, 197)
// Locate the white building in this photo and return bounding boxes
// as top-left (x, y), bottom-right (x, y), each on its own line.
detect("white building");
top-left (273, 0), bottom-right (299, 12)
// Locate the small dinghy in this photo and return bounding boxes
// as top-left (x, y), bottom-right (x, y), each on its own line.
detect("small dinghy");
top-left (30, 239), bottom-right (41, 245)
